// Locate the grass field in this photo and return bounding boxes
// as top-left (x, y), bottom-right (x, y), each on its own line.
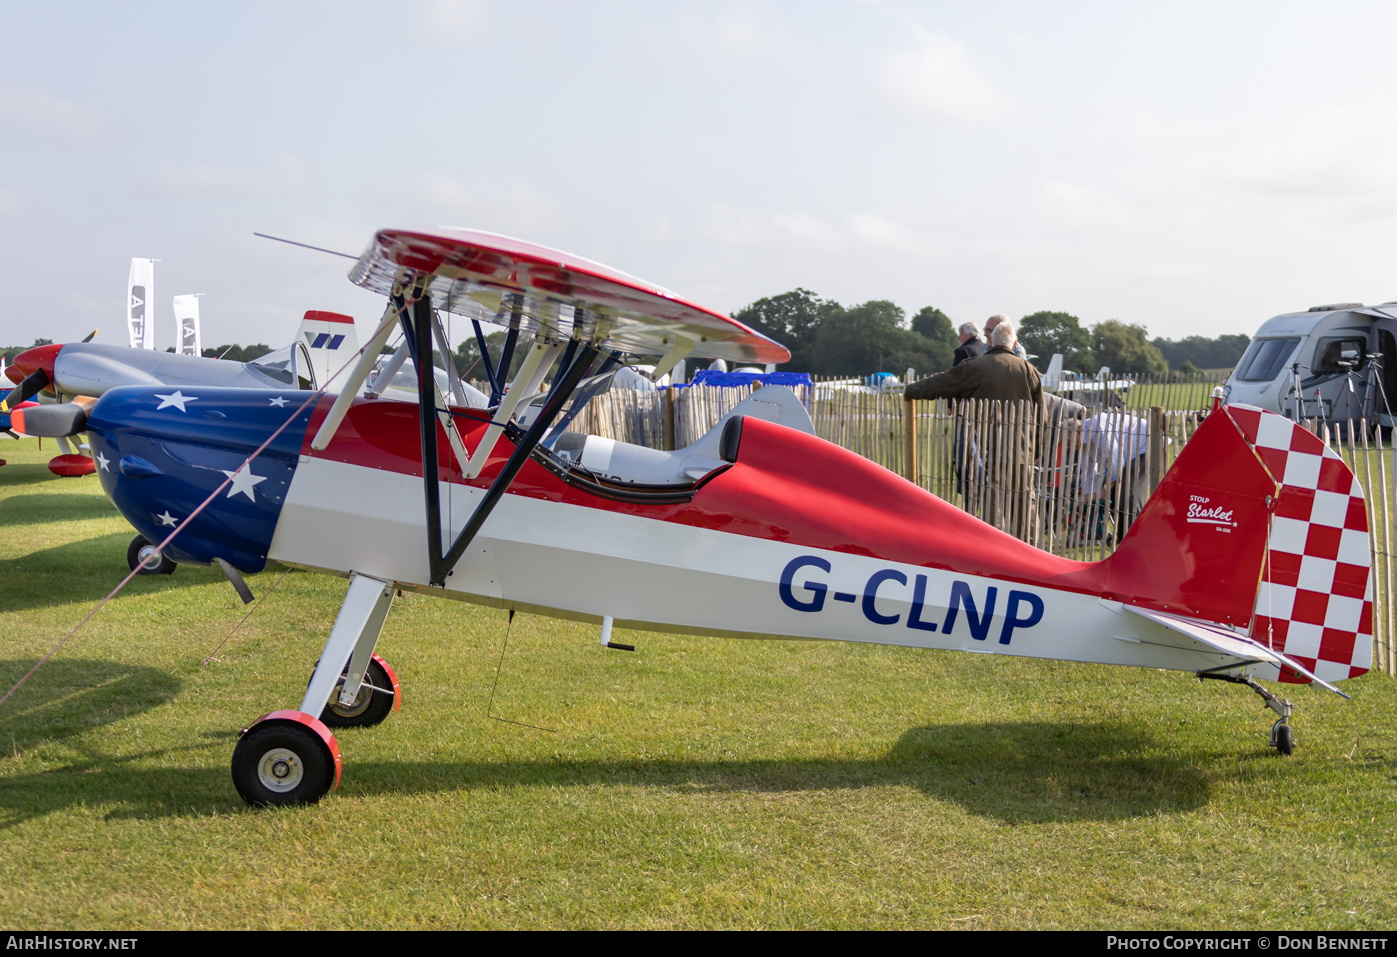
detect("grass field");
top-left (1, 436), bottom-right (1395, 930)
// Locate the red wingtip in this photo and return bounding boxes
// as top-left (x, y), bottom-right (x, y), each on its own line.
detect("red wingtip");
top-left (7, 343), bottom-right (63, 385)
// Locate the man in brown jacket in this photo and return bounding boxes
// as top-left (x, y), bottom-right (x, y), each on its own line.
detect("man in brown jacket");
top-left (905, 321), bottom-right (1042, 540)
top-left (905, 320), bottom-right (1042, 403)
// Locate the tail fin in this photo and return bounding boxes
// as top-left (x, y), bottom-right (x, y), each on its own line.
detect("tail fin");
top-left (1104, 404), bottom-right (1372, 685)
top-left (295, 311), bottom-right (358, 391)
top-left (1229, 406), bottom-right (1372, 684)
top-left (1043, 353), bottom-right (1063, 389)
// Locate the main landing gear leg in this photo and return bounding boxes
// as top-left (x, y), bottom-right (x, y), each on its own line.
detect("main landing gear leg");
top-left (301, 572), bottom-right (398, 726)
top-left (1197, 671), bottom-right (1295, 755)
top-left (231, 573), bottom-right (398, 807)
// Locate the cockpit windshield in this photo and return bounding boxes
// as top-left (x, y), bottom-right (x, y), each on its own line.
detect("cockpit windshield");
top-left (248, 344), bottom-right (314, 389)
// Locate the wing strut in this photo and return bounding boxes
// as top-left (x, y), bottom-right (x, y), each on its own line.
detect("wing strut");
top-left (434, 341), bottom-right (599, 585)
top-left (406, 292), bottom-right (447, 584)
top-left (401, 286), bottom-right (602, 587)
top-left (543, 351), bottom-right (622, 448)
top-left (471, 318), bottom-right (500, 399)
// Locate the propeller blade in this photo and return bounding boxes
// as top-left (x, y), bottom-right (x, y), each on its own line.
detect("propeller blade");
top-left (81, 329), bottom-right (98, 343)
top-left (11, 402), bottom-right (87, 437)
top-left (1, 368), bottom-right (50, 412)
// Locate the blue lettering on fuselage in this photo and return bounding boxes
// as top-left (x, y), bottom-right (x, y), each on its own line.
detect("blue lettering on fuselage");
top-left (776, 555), bottom-right (1044, 645)
top-left (779, 556), bottom-right (830, 612)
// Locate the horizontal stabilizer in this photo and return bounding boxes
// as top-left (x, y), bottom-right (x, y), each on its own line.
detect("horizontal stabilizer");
top-left (1123, 605), bottom-right (1349, 698)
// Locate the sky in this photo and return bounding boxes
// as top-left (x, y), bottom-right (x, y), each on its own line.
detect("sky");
top-left (2, 0), bottom-right (1396, 353)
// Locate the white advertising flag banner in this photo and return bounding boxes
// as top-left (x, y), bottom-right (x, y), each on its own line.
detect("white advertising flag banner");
top-left (173, 294), bottom-right (201, 357)
top-left (127, 258), bottom-right (156, 350)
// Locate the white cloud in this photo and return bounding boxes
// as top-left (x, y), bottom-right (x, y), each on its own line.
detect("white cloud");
top-left (707, 203), bottom-right (768, 246)
top-left (1040, 180), bottom-right (1137, 228)
top-left (773, 212), bottom-right (843, 248)
top-left (0, 87), bottom-right (111, 145)
top-left (640, 7), bottom-right (790, 78)
top-left (846, 213), bottom-right (929, 253)
top-left (415, 0), bottom-right (491, 43)
top-left (158, 158), bottom-right (304, 195)
top-left (413, 172), bottom-right (555, 231)
top-left (1046, 105), bottom-right (1397, 236)
top-left (709, 204), bottom-right (935, 256)
top-left (880, 30), bottom-right (1007, 120)
top-left (0, 186), bottom-right (29, 216)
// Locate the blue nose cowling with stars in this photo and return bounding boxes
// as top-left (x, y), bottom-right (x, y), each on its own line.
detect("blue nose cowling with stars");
top-left (85, 386), bottom-right (315, 573)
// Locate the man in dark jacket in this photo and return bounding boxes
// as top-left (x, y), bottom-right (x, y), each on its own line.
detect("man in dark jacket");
top-left (905, 321), bottom-right (1042, 540)
top-left (951, 322), bottom-right (984, 367)
top-left (906, 321), bottom-right (1042, 404)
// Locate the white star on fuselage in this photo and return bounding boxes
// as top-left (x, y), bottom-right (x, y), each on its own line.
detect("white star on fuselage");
top-left (154, 391), bottom-right (197, 412)
top-left (96, 452), bottom-right (110, 471)
top-left (268, 396), bottom-right (288, 407)
top-left (222, 466), bottom-right (268, 502)
top-left (157, 511), bottom-right (178, 527)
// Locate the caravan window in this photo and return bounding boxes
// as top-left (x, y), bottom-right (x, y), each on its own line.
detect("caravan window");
top-left (1235, 338), bottom-right (1300, 382)
top-left (1312, 337), bottom-right (1367, 374)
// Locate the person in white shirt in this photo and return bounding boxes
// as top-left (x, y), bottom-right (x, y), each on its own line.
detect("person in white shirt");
top-left (1072, 411), bottom-right (1151, 538)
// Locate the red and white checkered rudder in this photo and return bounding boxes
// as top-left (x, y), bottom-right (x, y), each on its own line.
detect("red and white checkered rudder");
top-left (1226, 404), bottom-right (1373, 685)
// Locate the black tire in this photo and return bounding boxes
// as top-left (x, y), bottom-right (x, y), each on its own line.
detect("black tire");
top-left (1275, 723), bottom-right (1295, 756)
top-left (319, 657), bottom-right (396, 729)
top-left (127, 535), bottom-right (176, 575)
top-left (231, 721), bottom-right (335, 807)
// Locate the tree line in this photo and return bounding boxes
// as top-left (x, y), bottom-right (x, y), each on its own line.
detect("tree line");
top-left (733, 291), bottom-right (1250, 377)
top-left (1, 311), bottom-right (1253, 381)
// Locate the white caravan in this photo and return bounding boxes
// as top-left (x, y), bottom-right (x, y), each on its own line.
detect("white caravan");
top-left (1224, 302), bottom-right (1397, 426)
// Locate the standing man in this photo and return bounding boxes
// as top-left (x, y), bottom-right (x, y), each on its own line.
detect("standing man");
top-left (952, 322), bottom-right (984, 367)
top-left (983, 314), bottom-right (1030, 360)
top-left (905, 321), bottom-right (1043, 539)
top-left (906, 320), bottom-right (1042, 405)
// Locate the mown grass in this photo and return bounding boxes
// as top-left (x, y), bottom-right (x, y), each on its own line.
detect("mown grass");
top-left (0, 437), bottom-right (1394, 929)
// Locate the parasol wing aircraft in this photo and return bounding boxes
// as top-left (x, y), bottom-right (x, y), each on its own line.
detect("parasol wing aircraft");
top-left (79, 228), bottom-right (1372, 807)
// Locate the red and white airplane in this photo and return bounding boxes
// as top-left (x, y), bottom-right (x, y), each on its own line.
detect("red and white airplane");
top-left (76, 228), bottom-right (1373, 806)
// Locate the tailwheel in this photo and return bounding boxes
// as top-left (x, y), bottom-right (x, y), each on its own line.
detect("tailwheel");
top-left (127, 535), bottom-right (177, 575)
top-left (231, 711), bottom-right (341, 807)
top-left (1197, 671), bottom-right (1297, 756)
top-left (320, 654), bottom-right (401, 729)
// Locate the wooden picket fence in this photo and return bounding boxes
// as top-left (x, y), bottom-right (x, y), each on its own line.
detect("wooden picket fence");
top-left (468, 372), bottom-right (1395, 675)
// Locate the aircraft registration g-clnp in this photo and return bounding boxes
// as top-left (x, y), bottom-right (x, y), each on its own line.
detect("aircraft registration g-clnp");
top-left (70, 228), bottom-right (1372, 806)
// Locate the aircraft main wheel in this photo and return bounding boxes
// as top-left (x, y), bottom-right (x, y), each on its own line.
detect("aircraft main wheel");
top-left (320, 655), bottom-right (400, 729)
top-left (127, 535), bottom-right (176, 575)
top-left (1274, 722), bottom-right (1294, 756)
top-left (232, 715), bottom-right (339, 807)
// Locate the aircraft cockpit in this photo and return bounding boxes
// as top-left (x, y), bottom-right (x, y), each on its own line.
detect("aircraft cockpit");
top-left (246, 342), bottom-right (316, 390)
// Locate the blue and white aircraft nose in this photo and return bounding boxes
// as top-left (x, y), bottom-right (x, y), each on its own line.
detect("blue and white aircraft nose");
top-left (85, 387), bottom-right (317, 572)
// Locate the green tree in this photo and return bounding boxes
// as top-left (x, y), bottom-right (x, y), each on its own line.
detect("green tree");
top-left (732, 289), bottom-right (840, 372)
top-left (910, 306), bottom-right (958, 371)
top-left (1151, 333), bottom-right (1250, 371)
top-left (1092, 320), bottom-right (1168, 375)
top-left (812, 300), bottom-right (939, 377)
top-left (453, 331), bottom-right (529, 383)
top-left (1019, 311), bottom-right (1094, 373)
top-left (201, 343), bottom-right (272, 363)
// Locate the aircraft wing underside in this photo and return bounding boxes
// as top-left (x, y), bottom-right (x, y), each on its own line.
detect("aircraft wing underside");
top-left (348, 228), bottom-right (791, 365)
